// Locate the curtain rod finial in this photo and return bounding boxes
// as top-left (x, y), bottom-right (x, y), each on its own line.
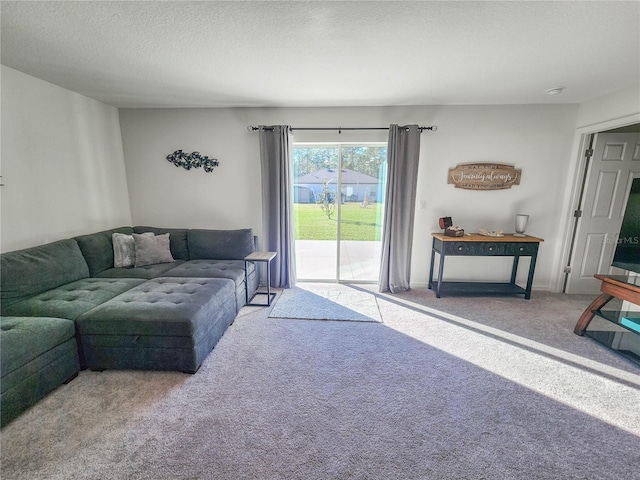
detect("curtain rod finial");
top-left (247, 125), bottom-right (256, 132)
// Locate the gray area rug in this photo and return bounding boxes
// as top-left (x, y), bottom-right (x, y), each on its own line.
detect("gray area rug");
top-left (2, 289), bottom-right (639, 480)
top-left (269, 284), bottom-right (382, 322)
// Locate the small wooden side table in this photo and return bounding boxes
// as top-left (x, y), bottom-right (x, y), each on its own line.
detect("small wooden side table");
top-left (244, 251), bottom-right (277, 306)
top-left (574, 274), bottom-right (640, 364)
top-left (574, 274), bottom-right (640, 335)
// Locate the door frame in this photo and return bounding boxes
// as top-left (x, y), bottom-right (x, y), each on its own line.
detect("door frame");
top-left (555, 113), bottom-right (640, 293)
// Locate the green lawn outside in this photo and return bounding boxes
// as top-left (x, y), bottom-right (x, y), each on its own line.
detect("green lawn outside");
top-left (294, 203), bottom-right (383, 241)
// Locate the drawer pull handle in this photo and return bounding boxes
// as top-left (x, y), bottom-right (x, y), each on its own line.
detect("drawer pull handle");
top-left (519, 247), bottom-right (524, 252)
top-left (458, 246), bottom-right (463, 251)
top-left (488, 247), bottom-right (494, 251)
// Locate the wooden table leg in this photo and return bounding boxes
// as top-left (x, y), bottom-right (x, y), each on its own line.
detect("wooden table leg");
top-left (573, 293), bottom-right (614, 335)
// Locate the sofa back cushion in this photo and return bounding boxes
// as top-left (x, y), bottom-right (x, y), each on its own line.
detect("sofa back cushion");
top-left (133, 226), bottom-right (189, 260)
top-left (1, 239), bottom-right (90, 312)
top-left (188, 229), bottom-right (255, 260)
top-left (74, 227), bottom-right (134, 277)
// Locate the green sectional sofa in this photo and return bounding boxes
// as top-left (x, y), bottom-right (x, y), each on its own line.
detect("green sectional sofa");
top-left (0, 226), bottom-right (260, 426)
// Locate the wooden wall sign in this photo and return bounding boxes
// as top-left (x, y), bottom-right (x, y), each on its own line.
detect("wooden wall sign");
top-left (448, 163), bottom-right (521, 190)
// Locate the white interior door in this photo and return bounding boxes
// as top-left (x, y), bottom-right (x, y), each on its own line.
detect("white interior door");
top-left (565, 132), bottom-right (640, 294)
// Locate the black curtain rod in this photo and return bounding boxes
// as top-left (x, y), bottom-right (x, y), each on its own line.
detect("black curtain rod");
top-left (247, 125), bottom-right (437, 133)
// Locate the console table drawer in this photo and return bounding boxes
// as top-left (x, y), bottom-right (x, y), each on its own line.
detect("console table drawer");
top-left (505, 243), bottom-right (538, 255)
top-left (479, 243), bottom-right (505, 255)
top-left (444, 242), bottom-right (504, 255)
top-left (444, 242), bottom-right (473, 255)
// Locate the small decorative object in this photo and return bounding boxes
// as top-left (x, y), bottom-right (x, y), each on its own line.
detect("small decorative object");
top-left (445, 225), bottom-right (465, 237)
top-left (166, 150), bottom-right (219, 173)
top-left (514, 214), bottom-right (529, 237)
top-left (479, 229), bottom-right (504, 237)
top-left (439, 216), bottom-right (465, 236)
top-left (448, 163), bottom-right (522, 190)
top-left (439, 217), bottom-right (452, 229)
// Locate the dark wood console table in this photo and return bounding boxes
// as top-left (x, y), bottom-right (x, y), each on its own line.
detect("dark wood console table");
top-left (428, 233), bottom-right (544, 299)
top-left (574, 274), bottom-right (640, 364)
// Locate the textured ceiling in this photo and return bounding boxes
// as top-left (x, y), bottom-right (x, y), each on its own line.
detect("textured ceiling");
top-left (1, 1), bottom-right (639, 108)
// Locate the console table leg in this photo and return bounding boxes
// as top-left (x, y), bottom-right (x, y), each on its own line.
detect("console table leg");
top-left (510, 256), bottom-right (520, 285)
top-left (573, 293), bottom-right (614, 335)
top-left (244, 260), bottom-right (249, 304)
top-left (428, 247), bottom-right (436, 290)
top-left (524, 252), bottom-right (537, 300)
top-left (266, 259), bottom-right (272, 306)
top-left (436, 252), bottom-right (445, 298)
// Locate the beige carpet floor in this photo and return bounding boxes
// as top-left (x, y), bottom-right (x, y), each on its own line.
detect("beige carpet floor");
top-left (1, 287), bottom-right (639, 479)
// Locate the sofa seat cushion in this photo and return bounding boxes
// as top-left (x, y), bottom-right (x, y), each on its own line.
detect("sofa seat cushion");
top-left (163, 260), bottom-right (258, 312)
top-left (76, 277), bottom-right (236, 339)
top-left (95, 260), bottom-right (186, 279)
top-left (162, 260), bottom-right (254, 287)
top-left (0, 317), bottom-right (76, 379)
top-left (2, 278), bottom-right (146, 320)
top-left (1, 239), bottom-right (90, 313)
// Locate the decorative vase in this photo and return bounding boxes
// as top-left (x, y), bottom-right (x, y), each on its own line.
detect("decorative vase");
top-left (514, 214), bottom-right (529, 237)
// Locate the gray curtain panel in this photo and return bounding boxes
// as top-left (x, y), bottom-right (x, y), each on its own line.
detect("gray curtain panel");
top-left (379, 124), bottom-right (421, 293)
top-left (259, 125), bottom-right (296, 288)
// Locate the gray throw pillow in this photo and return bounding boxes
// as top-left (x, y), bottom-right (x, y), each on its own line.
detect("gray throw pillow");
top-left (133, 233), bottom-right (174, 267)
top-left (113, 232), bottom-right (154, 268)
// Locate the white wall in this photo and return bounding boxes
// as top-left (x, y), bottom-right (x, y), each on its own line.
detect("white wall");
top-left (1, 66), bottom-right (133, 252)
top-left (120, 104), bottom-right (579, 290)
top-left (575, 84), bottom-right (640, 131)
top-left (118, 108), bottom-right (263, 230)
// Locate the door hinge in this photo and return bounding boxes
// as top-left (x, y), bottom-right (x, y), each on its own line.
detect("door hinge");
top-left (574, 210), bottom-right (582, 218)
top-left (585, 148), bottom-right (594, 157)
top-left (564, 266), bottom-right (572, 274)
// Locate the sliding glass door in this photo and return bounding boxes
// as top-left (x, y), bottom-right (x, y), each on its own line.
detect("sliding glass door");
top-left (292, 144), bottom-right (387, 282)
top-left (338, 146), bottom-right (387, 281)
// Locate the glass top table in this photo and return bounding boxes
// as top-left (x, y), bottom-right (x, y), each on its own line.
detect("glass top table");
top-left (574, 274), bottom-right (640, 365)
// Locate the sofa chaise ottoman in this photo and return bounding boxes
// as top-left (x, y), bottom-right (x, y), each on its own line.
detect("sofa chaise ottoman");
top-left (1, 316), bottom-right (80, 426)
top-left (76, 277), bottom-right (237, 373)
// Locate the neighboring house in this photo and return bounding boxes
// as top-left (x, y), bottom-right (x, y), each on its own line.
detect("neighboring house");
top-left (294, 168), bottom-right (381, 203)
